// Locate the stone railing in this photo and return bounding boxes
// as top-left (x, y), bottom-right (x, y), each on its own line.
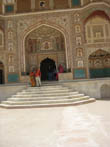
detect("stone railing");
top-left (58, 72), bottom-right (73, 81)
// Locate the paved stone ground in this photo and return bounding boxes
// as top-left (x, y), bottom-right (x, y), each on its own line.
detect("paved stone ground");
top-left (0, 100), bottom-right (110, 147)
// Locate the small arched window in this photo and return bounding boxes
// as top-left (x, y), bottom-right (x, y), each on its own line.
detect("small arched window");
top-left (72, 0), bottom-right (81, 7)
top-left (3, 0), bottom-right (15, 13)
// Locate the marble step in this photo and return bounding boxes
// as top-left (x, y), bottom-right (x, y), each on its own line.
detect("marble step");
top-left (16, 91), bottom-right (78, 96)
top-left (2, 96), bottom-right (90, 105)
top-left (0, 83), bottom-right (96, 109)
top-left (9, 94), bottom-right (86, 101)
top-left (27, 85), bottom-right (68, 88)
top-left (24, 87), bottom-right (72, 91)
top-left (21, 89), bottom-right (72, 93)
top-left (12, 92), bottom-right (81, 98)
top-left (41, 82), bottom-right (60, 86)
top-left (22, 90), bottom-right (72, 94)
top-left (0, 98), bottom-right (96, 109)
top-left (27, 86), bottom-right (66, 90)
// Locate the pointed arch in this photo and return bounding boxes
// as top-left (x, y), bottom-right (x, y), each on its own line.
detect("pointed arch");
top-left (84, 10), bottom-right (110, 44)
top-left (40, 57), bottom-right (56, 81)
top-left (84, 10), bottom-right (110, 24)
top-left (20, 21), bottom-right (70, 74)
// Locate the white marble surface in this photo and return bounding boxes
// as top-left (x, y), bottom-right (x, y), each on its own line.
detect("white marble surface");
top-left (0, 100), bottom-right (110, 147)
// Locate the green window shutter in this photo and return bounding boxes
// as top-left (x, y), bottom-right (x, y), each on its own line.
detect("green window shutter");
top-left (72, 0), bottom-right (80, 6)
top-left (5, 5), bottom-right (14, 13)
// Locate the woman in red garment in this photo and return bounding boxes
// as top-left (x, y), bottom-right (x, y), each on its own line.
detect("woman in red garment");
top-left (56, 64), bottom-right (64, 80)
top-left (29, 71), bottom-right (36, 87)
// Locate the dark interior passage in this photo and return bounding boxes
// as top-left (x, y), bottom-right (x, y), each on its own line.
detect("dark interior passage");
top-left (0, 61), bottom-right (4, 84)
top-left (40, 58), bottom-right (56, 81)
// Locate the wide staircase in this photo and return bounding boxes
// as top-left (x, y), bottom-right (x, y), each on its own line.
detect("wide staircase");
top-left (0, 83), bottom-right (95, 108)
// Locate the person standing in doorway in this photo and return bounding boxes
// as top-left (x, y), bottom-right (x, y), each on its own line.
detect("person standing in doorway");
top-left (35, 67), bottom-right (41, 87)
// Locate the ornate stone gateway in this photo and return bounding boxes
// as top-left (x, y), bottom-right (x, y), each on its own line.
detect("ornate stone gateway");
top-left (25, 25), bottom-right (66, 80)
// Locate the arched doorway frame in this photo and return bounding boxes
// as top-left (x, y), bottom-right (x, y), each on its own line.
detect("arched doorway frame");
top-left (40, 57), bottom-right (56, 81)
top-left (20, 21), bottom-right (70, 75)
top-left (38, 53), bottom-right (58, 68)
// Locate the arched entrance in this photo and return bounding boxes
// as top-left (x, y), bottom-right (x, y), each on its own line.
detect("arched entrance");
top-left (89, 49), bottom-right (110, 78)
top-left (0, 61), bottom-right (4, 84)
top-left (40, 58), bottom-right (56, 81)
top-left (24, 25), bottom-right (66, 76)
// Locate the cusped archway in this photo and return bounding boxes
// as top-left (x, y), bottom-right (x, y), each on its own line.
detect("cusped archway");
top-left (89, 49), bottom-right (110, 78)
top-left (24, 25), bottom-right (66, 76)
top-left (40, 58), bottom-right (56, 81)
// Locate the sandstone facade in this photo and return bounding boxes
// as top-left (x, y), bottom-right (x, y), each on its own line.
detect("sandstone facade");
top-left (0, 0), bottom-right (110, 83)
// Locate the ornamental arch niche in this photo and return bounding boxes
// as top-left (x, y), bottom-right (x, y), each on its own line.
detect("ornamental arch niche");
top-left (84, 10), bottom-right (110, 44)
top-left (24, 25), bottom-right (66, 80)
top-left (89, 49), bottom-right (110, 78)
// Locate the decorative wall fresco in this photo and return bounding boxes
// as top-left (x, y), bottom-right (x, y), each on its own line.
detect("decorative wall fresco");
top-left (89, 49), bottom-right (110, 78)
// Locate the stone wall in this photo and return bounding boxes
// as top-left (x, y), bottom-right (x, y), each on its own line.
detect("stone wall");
top-left (17, 0), bottom-right (31, 13)
top-left (54, 0), bottom-right (69, 9)
top-left (62, 78), bottom-right (110, 99)
top-left (0, 0), bottom-right (110, 14)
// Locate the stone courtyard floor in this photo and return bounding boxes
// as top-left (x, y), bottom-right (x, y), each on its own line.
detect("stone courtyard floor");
top-left (0, 100), bottom-right (110, 147)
